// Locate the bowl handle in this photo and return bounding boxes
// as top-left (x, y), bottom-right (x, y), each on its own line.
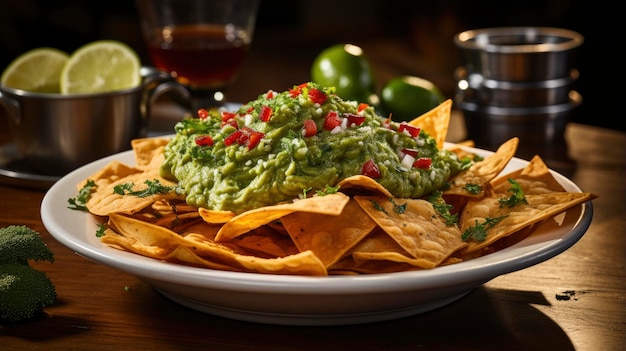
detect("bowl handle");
top-left (140, 66), bottom-right (192, 120)
top-left (0, 90), bottom-right (22, 125)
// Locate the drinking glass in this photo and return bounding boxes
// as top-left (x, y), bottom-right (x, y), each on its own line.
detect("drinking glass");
top-left (135, 0), bottom-right (259, 110)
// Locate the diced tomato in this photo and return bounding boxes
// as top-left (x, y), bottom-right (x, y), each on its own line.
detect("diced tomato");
top-left (357, 103), bottom-right (369, 113)
top-left (302, 119), bottom-right (318, 137)
top-left (221, 118), bottom-right (238, 129)
top-left (308, 88), bottom-right (327, 104)
top-left (400, 148), bottom-right (419, 157)
top-left (221, 111), bottom-right (237, 122)
top-left (197, 108), bottom-right (210, 120)
top-left (259, 106), bottom-right (273, 122)
top-left (289, 83), bottom-right (309, 97)
top-left (323, 110), bottom-right (342, 130)
top-left (344, 113), bottom-right (366, 127)
top-left (398, 122), bottom-right (421, 137)
top-left (361, 159), bottom-right (381, 179)
top-left (247, 130), bottom-right (265, 150)
top-left (195, 135), bottom-right (214, 146)
top-left (224, 129), bottom-right (242, 146)
top-left (266, 90), bottom-right (275, 99)
top-left (413, 157), bottom-right (432, 169)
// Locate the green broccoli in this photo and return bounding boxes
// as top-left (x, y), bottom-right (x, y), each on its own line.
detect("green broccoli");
top-left (0, 225), bottom-right (56, 323)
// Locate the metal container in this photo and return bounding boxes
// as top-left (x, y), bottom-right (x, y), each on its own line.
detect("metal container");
top-left (0, 67), bottom-right (190, 176)
top-left (455, 66), bottom-right (578, 107)
top-left (454, 27), bottom-right (583, 81)
top-left (456, 90), bottom-right (582, 151)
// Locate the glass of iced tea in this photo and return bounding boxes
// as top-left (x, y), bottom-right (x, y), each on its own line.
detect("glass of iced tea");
top-left (135, 0), bottom-right (259, 109)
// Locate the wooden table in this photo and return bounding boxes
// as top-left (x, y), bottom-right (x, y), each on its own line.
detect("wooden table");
top-left (1, 105), bottom-right (624, 350)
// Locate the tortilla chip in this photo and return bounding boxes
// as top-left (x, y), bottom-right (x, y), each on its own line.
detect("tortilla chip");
top-left (214, 193), bottom-right (350, 242)
top-left (337, 175), bottom-right (393, 197)
top-left (459, 191), bottom-right (597, 254)
top-left (78, 160), bottom-right (141, 190)
top-left (444, 137), bottom-right (519, 198)
top-left (131, 137), bottom-right (170, 170)
top-left (353, 195), bottom-right (467, 268)
top-left (280, 199), bottom-right (377, 267)
top-left (491, 155), bottom-right (566, 194)
top-left (408, 99), bottom-right (452, 149)
top-left (198, 207), bottom-right (236, 224)
top-left (86, 172), bottom-right (184, 216)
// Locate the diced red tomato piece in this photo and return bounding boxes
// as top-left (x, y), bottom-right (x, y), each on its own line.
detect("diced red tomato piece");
top-left (266, 90), bottom-right (275, 99)
top-left (197, 108), bottom-right (210, 120)
top-left (357, 103), bottom-right (369, 112)
top-left (344, 113), bottom-right (366, 127)
top-left (221, 111), bottom-right (237, 122)
top-left (398, 122), bottom-right (421, 137)
top-left (323, 111), bottom-right (342, 131)
top-left (221, 118), bottom-right (238, 129)
top-left (224, 129), bottom-right (243, 146)
top-left (361, 159), bottom-right (381, 179)
top-left (195, 135), bottom-right (214, 146)
top-left (308, 88), bottom-right (327, 104)
top-left (259, 106), bottom-right (273, 122)
top-left (401, 148), bottom-right (419, 157)
top-left (247, 130), bottom-right (265, 150)
top-left (289, 83), bottom-right (309, 97)
top-left (413, 157), bottom-right (432, 169)
top-left (302, 119), bottom-right (318, 137)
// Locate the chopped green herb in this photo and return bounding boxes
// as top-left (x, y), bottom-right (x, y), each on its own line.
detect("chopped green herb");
top-left (316, 184), bottom-right (340, 196)
top-left (498, 178), bottom-right (528, 208)
top-left (113, 179), bottom-right (175, 198)
top-left (68, 179), bottom-right (96, 211)
top-left (95, 224), bottom-right (107, 238)
top-left (427, 191), bottom-right (458, 225)
top-left (300, 187), bottom-right (312, 199)
top-left (462, 215), bottom-right (507, 242)
top-left (464, 183), bottom-right (482, 194)
top-left (370, 200), bottom-right (386, 214)
top-left (389, 198), bottom-right (407, 214)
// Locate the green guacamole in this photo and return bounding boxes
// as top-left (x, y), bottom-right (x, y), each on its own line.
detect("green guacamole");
top-left (161, 82), bottom-right (464, 214)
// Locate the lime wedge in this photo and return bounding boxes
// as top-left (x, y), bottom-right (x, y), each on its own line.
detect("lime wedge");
top-left (1, 47), bottom-right (69, 93)
top-left (60, 40), bottom-right (141, 94)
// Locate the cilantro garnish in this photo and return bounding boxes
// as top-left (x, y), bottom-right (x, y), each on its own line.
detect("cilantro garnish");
top-left (462, 215), bottom-right (508, 242)
top-left (95, 223), bottom-right (107, 238)
top-left (370, 200), bottom-right (386, 214)
top-left (464, 183), bottom-right (482, 194)
top-left (498, 178), bottom-right (528, 208)
top-left (427, 191), bottom-right (458, 225)
top-left (389, 198), bottom-right (407, 214)
top-left (68, 179), bottom-right (96, 211)
top-left (316, 184), bottom-right (340, 196)
top-left (113, 179), bottom-right (175, 198)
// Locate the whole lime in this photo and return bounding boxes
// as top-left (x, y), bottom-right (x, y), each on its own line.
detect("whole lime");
top-left (311, 43), bottom-right (376, 103)
top-left (380, 76), bottom-right (445, 121)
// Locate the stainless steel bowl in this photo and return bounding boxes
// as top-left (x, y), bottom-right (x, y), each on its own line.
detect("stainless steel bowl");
top-left (456, 90), bottom-right (582, 150)
top-left (454, 27), bottom-right (583, 81)
top-left (455, 66), bottom-right (578, 107)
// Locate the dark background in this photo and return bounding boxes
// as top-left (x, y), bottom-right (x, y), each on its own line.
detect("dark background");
top-left (0, 0), bottom-right (620, 131)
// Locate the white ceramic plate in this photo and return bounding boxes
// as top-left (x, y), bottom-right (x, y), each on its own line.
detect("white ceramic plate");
top-left (41, 142), bottom-right (593, 326)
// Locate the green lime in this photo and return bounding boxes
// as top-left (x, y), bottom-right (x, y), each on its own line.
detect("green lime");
top-left (1, 47), bottom-right (69, 93)
top-left (380, 76), bottom-right (445, 121)
top-left (311, 43), bottom-right (376, 103)
top-left (61, 40), bottom-right (141, 94)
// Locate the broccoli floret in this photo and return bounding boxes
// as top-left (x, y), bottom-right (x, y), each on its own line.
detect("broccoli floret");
top-left (1, 263), bottom-right (57, 322)
top-left (0, 225), bottom-right (54, 265)
top-left (0, 225), bottom-right (56, 323)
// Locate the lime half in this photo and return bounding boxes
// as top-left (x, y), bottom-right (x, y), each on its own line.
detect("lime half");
top-left (1, 47), bottom-right (69, 93)
top-left (61, 40), bottom-right (141, 94)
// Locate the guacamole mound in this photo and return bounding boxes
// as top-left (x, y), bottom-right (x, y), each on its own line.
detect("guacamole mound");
top-left (161, 82), bottom-right (464, 214)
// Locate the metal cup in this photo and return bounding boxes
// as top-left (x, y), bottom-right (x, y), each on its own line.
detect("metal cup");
top-left (0, 67), bottom-right (190, 176)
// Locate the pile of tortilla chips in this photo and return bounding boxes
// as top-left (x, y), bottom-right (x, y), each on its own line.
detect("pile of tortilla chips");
top-left (76, 100), bottom-right (597, 276)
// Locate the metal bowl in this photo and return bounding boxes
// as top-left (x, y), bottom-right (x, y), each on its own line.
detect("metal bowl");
top-left (455, 66), bottom-right (578, 107)
top-left (456, 90), bottom-right (582, 150)
top-left (454, 27), bottom-right (583, 81)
